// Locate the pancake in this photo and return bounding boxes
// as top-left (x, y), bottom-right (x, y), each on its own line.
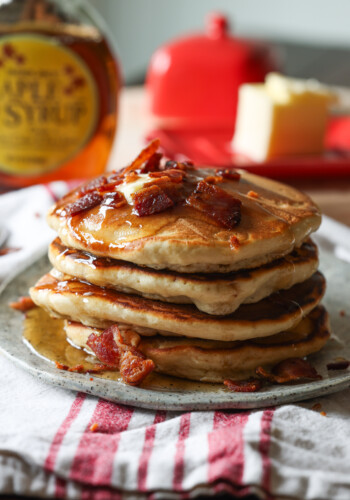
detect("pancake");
top-left (64, 306), bottom-right (330, 382)
top-left (30, 271), bottom-right (326, 342)
top-left (47, 161), bottom-right (321, 273)
top-left (49, 238), bottom-right (319, 315)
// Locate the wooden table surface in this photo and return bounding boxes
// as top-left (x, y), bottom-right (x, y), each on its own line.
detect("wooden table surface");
top-left (112, 86), bottom-right (350, 228)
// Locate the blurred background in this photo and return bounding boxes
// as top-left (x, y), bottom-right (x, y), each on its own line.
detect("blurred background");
top-left (89, 0), bottom-right (350, 86)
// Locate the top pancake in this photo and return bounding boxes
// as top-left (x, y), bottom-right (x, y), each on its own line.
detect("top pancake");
top-left (47, 154), bottom-right (321, 273)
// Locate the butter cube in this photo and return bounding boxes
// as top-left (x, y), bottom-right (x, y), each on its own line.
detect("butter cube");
top-left (232, 73), bottom-right (336, 162)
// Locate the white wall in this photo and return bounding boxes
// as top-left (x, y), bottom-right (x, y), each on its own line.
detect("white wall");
top-left (88, 0), bottom-right (350, 84)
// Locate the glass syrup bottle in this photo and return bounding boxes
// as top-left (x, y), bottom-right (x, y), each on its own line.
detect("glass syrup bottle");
top-left (0, 0), bottom-right (121, 189)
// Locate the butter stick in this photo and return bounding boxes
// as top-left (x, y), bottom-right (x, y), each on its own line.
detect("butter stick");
top-left (232, 73), bottom-right (337, 162)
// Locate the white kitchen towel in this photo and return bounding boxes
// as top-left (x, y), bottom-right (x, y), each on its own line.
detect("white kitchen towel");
top-left (0, 182), bottom-right (350, 500)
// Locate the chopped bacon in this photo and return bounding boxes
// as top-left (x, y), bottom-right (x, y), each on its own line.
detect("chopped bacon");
top-left (10, 296), bottom-right (36, 312)
top-left (120, 351), bottom-right (155, 386)
top-left (327, 360), bottom-right (350, 370)
top-left (224, 378), bottom-right (263, 392)
top-left (204, 175), bottom-right (224, 184)
top-left (64, 192), bottom-right (103, 216)
top-left (0, 247), bottom-right (20, 256)
top-left (229, 235), bottom-right (240, 250)
top-left (248, 190), bottom-right (259, 199)
top-left (217, 169), bottom-right (241, 181)
top-left (149, 169), bottom-right (184, 183)
top-left (87, 324), bottom-right (155, 386)
top-left (102, 191), bottom-right (127, 209)
top-left (125, 171), bottom-right (140, 183)
top-left (87, 328), bottom-right (121, 367)
top-left (164, 160), bottom-right (193, 171)
top-left (133, 184), bottom-right (174, 216)
top-left (256, 358), bottom-right (322, 384)
top-left (123, 139), bottom-right (161, 174)
top-left (186, 180), bottom-right (242, 229)
top-left (78, 176), bottom-right (107, 196)
top-left (97, 178), bottom-right (123, 192)
top-left (139, 152), bottom-right (163, 173)
top-left (55, 361), bottom-right (115, 374)
top-left (55, 361), bottom-right (69, 370)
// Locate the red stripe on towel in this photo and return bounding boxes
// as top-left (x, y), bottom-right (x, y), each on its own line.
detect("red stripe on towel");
top-left (208, 411), bottom-right (250, 488)
top-left (259, 408), bottom-right (275, 496)
top-left (173, 412), bottom-right (191, 491)
top-left (70, 399), bottom-right (133, 486)
top-left (138, 410), bottom-right (167, 491)
top-left (45, 392), bottom-right (86, 472)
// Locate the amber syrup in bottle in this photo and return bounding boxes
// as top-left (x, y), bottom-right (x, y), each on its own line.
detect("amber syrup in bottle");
top-left (0, 0), bottom-right (121, 189)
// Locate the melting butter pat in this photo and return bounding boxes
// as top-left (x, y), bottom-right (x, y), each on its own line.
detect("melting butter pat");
top-left (232, 73), bottom-right (337, 162)
top-left (118, 173), bottom-right (153, 204)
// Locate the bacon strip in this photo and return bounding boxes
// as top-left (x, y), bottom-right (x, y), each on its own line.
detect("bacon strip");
top-left (224, 378), bottom-right (262, 392)
top-left (327, 360), bottom-right (350, 370)
top-left (87, 325), bottom-right (155, 386)
top-left (64, 192), bottom-right (103, 216)
top-left (133, 184), bottom-right (174, 216)
top-left (102, 191), bottom-right (127, 209)
top-left (9, 296), bottom-right (36, 312)
top-left (78, 176), bottom-right (107, 196)
top-left (217, 169), bottom-right (241, 181)
top-left (186, 180), bottom-right (242, 229)
top-left (123, 139), bottom-right (161, 174)
top-left (87, 328), bottom-right (121, 367)
top-left (256, 358), bottom-right (321, 384)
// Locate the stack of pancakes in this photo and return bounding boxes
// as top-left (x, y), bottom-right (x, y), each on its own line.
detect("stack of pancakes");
top-left (30, 142), bottom-right (330, 385)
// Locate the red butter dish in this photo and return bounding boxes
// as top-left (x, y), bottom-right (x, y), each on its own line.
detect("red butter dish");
top-left (146, 13), bottom-right (280, 132)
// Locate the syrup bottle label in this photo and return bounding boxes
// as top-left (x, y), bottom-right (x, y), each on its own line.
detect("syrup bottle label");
top-left (0, 34), bottom-right (99, 176)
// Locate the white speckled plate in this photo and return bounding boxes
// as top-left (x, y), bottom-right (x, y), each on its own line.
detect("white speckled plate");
top-left (0, 245), bottom-right (350, 410)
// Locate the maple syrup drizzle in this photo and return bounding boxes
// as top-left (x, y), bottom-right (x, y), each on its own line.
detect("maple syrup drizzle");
top-left (23, 307), bottom-right (222, 393)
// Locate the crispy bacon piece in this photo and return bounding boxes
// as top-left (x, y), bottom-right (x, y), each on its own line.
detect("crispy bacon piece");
top-left (149, 169), bottom-right (184, 183)
top-left (217, 169), bottom-right (241, 181)
top-left (133, 184), bottom-right (174, 216)
top-left (87, 325), bottom-right (155, 386)
top-left (140, 152), bottom-right (163, 173)
top-left (10, 296), bottom-right (36, 312)
top-left (78, 176), bottom-right (107, 196)
top-left (248, 190), bottom-right (259, 199)
top-left (204, 175), bottom-right (224, 185)
top-left (256, 358), bottom-right (322, 384)
top-left (0, 247), bottom-right (20, 256)
top-left (120, 351), bottom-right (155, 386)
top-left (224, 378), bottom-right (263, 392)
top-left (97, 179), bottom-right (123, 193)
top-left (55, 361), bottom-right (69, 370)
top-left (64, 192), bottom-right (103, 216)
top-left (125, 171), bottom-right (140, 183)
top-left (123, 139), bottom-right (160, 174)
top-left (186, 180), bottom-right (242, 229)
top-left (229, 235), bottom-right (240, 250)
top-left (327, 360), bottom-right (350, 370)
top-left (102, 191), bottom-right (127, 209)
top-left (87, 329), bottom-right (121, 367)
top-left (164, 160), bottom-right (193, 171)
top-left (55, 361), bottom-right (114, 374)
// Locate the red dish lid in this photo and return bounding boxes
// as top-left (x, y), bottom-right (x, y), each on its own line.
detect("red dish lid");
top-left (146, 13), bottom-right (281, 131)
